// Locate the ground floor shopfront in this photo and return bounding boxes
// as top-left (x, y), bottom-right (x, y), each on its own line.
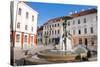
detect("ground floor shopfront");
top-left (72, 35), bottom-right (97, 51)
top-left (11, 31), bottom-right (37, 49)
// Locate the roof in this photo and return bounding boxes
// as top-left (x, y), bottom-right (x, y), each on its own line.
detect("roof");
top-left (37, 26), bottom-right (43, 32)
top-left (43, 16), bottom-right (72, 25)
top-left (70, 8), bottom-right (97, 18)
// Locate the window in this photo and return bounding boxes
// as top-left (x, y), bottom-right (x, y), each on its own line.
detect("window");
top-left (68, 30), bottom-right (70, 34)
top-left (84, 18), bottom-right (86, 23)
top-left (79, 38), bottom-right (82, 44)
top-left (73, 30), bottom-right (75, 35)
top-left (68, 22), bottom-right (70, 26)
top-left (16, 34), bottom-right (20, 42)
top-left (58, 30), bottom-right (60, 34)
top-left (49, 39), bottom-right (51, 43)
top-left (78, 19), bottom-right (80, 24)
top-left (18, 8), bottom-right (22, 15)
top-left (31, 27), bottom-right (33, 32)
top-left (73, 20), bottom-right (75, 25)
top-left (24, 35), bottom-right (27, 42)
top-left (49, 31), bottom-right (51, 35)
top-left (52, 24), bottom-right (54, 27)
top-left (55, 24), bottom-right (56, 27)
top-left (45, 31), bottom-right (46, 35)
top-left (84, 38), bottom-right (88, 46)
top-left (25, 25), bottom-right (28, 30)
top-left (41, 33), bottom-right (42, 36)
top-left (84, 28), bottom-right (87, 34)
top-left (50, 25), bottom-right (51, 28)
top-left (58, 24), bottom-right (59, 27)
top-left (40, 39), bottom-right (42, 42)
top-left (55, 30), bottom-right (56, 35)
top-left (90, 27), bottom-right (93, 33)
top-left (32, 15), bottom-right (34, 21)
top-left (26, 12), bottom-right (29, 19)
top-left (78, 29), bottom-right (81, 34)
top-left (17, 22), bottom-right (20, 28)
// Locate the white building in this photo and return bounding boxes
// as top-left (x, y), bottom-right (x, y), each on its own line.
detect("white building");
top-left (67, 8), bottom-right (97, 51)
top-left (42, 8), bottom-right (97, 51)
top-left (11, 2), bottom-right (38, 49)
top-left (43, 16), bottom-right (72, 46)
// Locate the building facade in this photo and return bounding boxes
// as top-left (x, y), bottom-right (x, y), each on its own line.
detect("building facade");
top-left (37, 26), bottom-right (43, 45)
top-left (66, 8), bottom-right (97, 51)
top-left (43, 16), bottom-right (72, 46)
top-left (11, 2), bottom-right (38, 49)
top-left (42, 8), bottom-right (97, 51)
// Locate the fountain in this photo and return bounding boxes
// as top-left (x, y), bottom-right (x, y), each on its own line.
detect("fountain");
top-left (36, 19), bottom-right (87, 62)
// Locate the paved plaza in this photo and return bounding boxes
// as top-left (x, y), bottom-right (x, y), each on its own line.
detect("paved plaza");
top-left (13, 45), bottom-right (97, 66)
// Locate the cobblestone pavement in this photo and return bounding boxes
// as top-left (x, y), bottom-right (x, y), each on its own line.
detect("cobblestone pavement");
top-left (14, 45), bottom-right (54, 65)
top-left (13, 45), bottom-right (97, 66)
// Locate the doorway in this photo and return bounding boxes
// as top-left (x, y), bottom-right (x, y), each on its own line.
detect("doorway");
top-left (84, 38), bottom-right (88, 46)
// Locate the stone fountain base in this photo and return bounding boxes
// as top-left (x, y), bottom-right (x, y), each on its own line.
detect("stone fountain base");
top-left (37, 44), bottom-right (88, 62)
top-left (37, 49), bottom-right (78, 62)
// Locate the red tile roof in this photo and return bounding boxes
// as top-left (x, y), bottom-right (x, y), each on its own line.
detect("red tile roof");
top-left (43, 16), bottom-right (72, 25)
top-left (43, 8), bottom-right (97, 25)
top-left (70, 8), bottom-right (97, 17)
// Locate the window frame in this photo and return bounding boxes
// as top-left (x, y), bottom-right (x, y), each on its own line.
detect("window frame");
top-left (18, 8), bottom-right (22, 15)
top-left (32, 15), bottom-right (34, 21)
top-left (25, 25), bottom-right (28, 30)
top-left (17, 22), bottom-right (20, 29)
top-left (26, 12), bottom-right (29, 19)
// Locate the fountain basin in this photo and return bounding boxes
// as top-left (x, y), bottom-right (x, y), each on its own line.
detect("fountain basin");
top-left (37, 49), bottom-right (85, 62)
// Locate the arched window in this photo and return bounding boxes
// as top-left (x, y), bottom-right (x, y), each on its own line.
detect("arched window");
top-left (84, 28), bottom-right (87, 34)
